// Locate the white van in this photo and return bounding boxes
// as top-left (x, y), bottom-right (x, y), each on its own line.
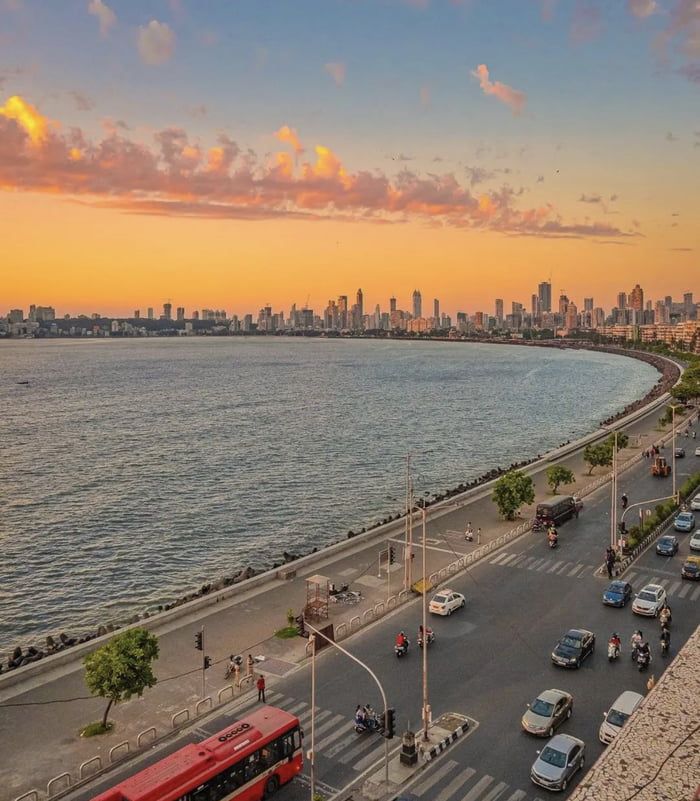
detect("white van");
top-left (599, 690), bottom-right (644, 744)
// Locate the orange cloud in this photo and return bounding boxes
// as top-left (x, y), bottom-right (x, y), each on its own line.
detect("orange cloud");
top-left (471, 64), bottom-right (526, 115)
top-left (0, 95), bottom-right (48, 144)
top-left (87, 0), bottom-right (116, 38)
top-left (274, 125), bottom-right (304, 154)
top-left (138, 20), bottom-right (176, 65)
top-left (0, 94), bottom-right (638, 242)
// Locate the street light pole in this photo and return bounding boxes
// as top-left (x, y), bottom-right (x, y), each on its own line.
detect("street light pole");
top-left (421, 507), bottom-right (429, 742)
top-left (672, 405), bottom-right (677, 502)
top-left (609, 430), bottom-right (618, 551)
top-left (304, 622), bottom-right (391, 787)
top-left (309, 634), bottom-right (316, 801)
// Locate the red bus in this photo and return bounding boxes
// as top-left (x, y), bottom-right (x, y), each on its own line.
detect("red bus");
top-left (92, 706), bottom-right (303, 801)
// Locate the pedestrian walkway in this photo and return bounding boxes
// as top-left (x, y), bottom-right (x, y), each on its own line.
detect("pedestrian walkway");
top-left (488, 551), bottom-right (597, 579)
top-left (408, 758), bottom-right (548, 801)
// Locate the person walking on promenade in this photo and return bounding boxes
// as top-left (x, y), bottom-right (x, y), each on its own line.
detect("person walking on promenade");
top-left (257, 674), bottom-right (266, 702)
top-left (246, 653), bottom-right (255, 677)
top-left (605, 548), bottom-right (615, 579)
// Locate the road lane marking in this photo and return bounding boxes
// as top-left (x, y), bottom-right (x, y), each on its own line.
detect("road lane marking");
top-left (649, 576), bottom-right (661, 585)
top-left (315, 721), bottom-right (353, 752)
top-left (625, 571), bottom-right (639, 583)
top-left (666, 581), bottom-right (682, 596)
top-left (537, 560), bottom-right (552, 572)
top-left (511, 555), bottom-right (529, 567)
top-left (522, 557), bottom-right (539, 568)
top-left (287, 700), bottom-right (308, 715)
top-left (460, 775), bottom-right (494, 801)
top-left (658, 578), bottom-right (671, 588)
top-left (338, 734), bottom-right (386, 764)
top-left (556, 561), bottom-right (574, 574)
top-left (691, 586), bottom-right (700, 601)
top-left (503, 791), bottom-right (527, 801)
top-left (481, 781), bottom-right (508, 801)
top-left (433, 768), bottom-right (477, 801)
top-left (353, 743), bottom-right (386, 772)
top-left (678, 584), bottom-right (691, 599)
top-left (312, 713), bottom-right (345, 741)
top-left (568, 564), bottom-right (584, 576)
top-left (490, 552), bottom-right (511, 565)
top-left (413, 759), bottom-right (459, 795)
top-left (578, 566), bottom-right (594, 577)
top-left (547, 560), bottom-right (564, 573)
top-left (529, 558), bottom-right (545, 570)
top-left (500, 554), bottom-right (519, 566)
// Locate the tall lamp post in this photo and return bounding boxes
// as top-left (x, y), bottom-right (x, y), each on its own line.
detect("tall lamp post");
top-left (670, 404), bottom-right (681, 502)
top-left (421, 506), bottom-right (430, 742)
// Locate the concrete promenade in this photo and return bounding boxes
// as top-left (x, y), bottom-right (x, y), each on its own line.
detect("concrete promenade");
top-left (1, 373), bottom-right (693, 800)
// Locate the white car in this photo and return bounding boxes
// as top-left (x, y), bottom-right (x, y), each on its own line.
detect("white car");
top-left (689, 530), bottom-right (700, 552)
top-left (690, 493), bottom-right (700, 512)
top-left (599, 691), bottom-right (643, 744)
top-left (429, 589), bottom-right (466, 616)
top-left (632, 584), bottom-right (667, 616)
top-left (696, 446), bottom-right (700, 457)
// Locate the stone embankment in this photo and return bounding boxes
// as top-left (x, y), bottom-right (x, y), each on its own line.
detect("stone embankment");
top-left (0, 343), bottom-right (680, 674)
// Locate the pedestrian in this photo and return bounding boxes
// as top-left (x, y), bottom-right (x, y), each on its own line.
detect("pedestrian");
top-left (693, 431), bottom-right (696, 440)
top-left (476, 527), bottom-right (482, 544)
top-left (621, 493), bottom-right (628, 510)
top-left (246, 653), bottom-right (255, 677)
top-left (257, 674), bottom-right (266, 702)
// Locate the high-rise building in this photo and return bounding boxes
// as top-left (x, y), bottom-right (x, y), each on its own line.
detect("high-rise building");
top-left (412, 289), bottom-right (422, 319)
top-left (617, 292), bottom-right (627, 310)
top-left (176, 307), bottom-right (185, 321)
top-left (683, 292), bottom-right (694, 317)
top-left (163, 302), bottom-right (172, 320)
top-left (531, 294), bottom-right (540, 317)
top-left (337, 295), bottom-right (348, 329)
top-left (134, 310), bottom-right (140, 319)
top-left (495, 298), bottom-right (504, 323)
top-left (584, 298), bottom-right (594, 312)
top-left (192, 310), bottom-right (200, 320)
top-left (147, 307), bottom-right (154, 320)
top-left (655, 300), bottom-right (670, 324)
top-left (538, 281), bottom-right (552, 312)
top-left (565, 302), bottom-right (578, 331)
top-left (664, 295), bottom-right (673, 309)
top-left (389, 296), bottom-right (397, 313)
top-left (558, 294), bottom-right (569, 316)
top-left (629, 284), bottom-right (644, 312)
top-left (433, 298), bottom-right (439, 322)
top-left (645, 299), bottom-right (653, 313)
top-left (8, 309), bottom-right (23, 323)
top-left (356, 288), bottom-right (363, 321)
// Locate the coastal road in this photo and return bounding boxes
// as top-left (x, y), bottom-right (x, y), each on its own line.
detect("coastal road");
top-left (63, 425), bottom-right (700, 801)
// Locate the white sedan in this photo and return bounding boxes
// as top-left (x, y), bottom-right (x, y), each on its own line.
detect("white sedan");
top-left (690, 493), bottom-right (700, 512)
top-left (429, 589), bottom-right (466, 616)
top-left (689, 530), bottom-right (700, 551)
top-left (632, 584), bottom-right (667, 616)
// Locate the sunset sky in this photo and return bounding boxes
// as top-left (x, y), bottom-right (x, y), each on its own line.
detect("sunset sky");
top-left (1, 0), bottom-right (699, 317)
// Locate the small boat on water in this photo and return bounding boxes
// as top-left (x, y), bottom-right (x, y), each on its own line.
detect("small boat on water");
top-left (17, 381), bottom-right (30, 385)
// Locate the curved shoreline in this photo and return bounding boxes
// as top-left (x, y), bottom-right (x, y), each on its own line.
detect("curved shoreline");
top-left (1, 342), bottom-right (679, 671)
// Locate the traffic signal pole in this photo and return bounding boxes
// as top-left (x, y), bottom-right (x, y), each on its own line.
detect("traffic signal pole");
top-left (304, 621), bottom-right (391, 788)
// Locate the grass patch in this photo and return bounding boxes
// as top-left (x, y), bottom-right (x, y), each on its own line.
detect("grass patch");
top-left (274, 626), bottom-right (298, 639)
top-left (80, 721), bottom-right (114, 737)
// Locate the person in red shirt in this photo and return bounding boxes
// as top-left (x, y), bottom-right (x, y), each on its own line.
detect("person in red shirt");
top-left (257, 674), bottom-right (266, 702)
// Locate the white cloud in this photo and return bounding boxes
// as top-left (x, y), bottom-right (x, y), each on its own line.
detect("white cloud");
top-left (138, 20), bottom-right (176, 65)
top-left (87, 0), bottom-right (116, 37)
top-left (324, 62), bottom-right (346, 87)
top-left (627, 0), bottom-right (657, 19)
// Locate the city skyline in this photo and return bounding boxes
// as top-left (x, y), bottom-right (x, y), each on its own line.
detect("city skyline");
top-left (1, 1), bottom-right (699, 312)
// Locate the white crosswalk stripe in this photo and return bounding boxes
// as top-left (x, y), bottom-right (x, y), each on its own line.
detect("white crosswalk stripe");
top-left (568, 563), bottom-right (584, 576)
top-left (413, 760), bottom-right (459, 795)
top-left (691, 586), bottom-right (700, 601)
top-left (547, 560), bottom-right (564, 573)
top-left (314, 721), bottom-right (354, 752)
top-left (462, 775), bottom-right (495, 801)
top-left (490, 552), bottom-right (511, 564)
top-left (481, 781), bottom-right (508, 801)
top-left (353, 743), bottom-right (387, 772)
top-left (678, 584), bottom-right (691, 598)
top-left (433, 767), bottom-right (476, 801)
top-left (408, 760), bottom-right (546, 801)
top-left (536, 560), bottom-right (552, 572)
top-left (500, 554), bottom-right (519, 566)
top-left (338, 734), bottom-right (386, 764)
top-left (503, 791), bottom-right (527, 801)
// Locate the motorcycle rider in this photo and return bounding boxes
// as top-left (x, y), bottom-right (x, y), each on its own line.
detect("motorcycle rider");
top-left (395, 631), bottom-right (408, 651)
top-left (621, 492), bottom-right (628, 510)
top-left (354, 704), bottom-right (366, 728)
top-left (547, 526), bottom-right (558, 546)
top-left (660, 625), bottom-right (671, 652)
top-left (418, 624), bottom-right (434, 644)
top-left (637, 639), bottom-right (651, 666)
top-left (630, 629), bottom-right (643, 658)
top-left (608, 632), bottom-right (621, 657)
top-left (659, 602), bottom-right (672, 625)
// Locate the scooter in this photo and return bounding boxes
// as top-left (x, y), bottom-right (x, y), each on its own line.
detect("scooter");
top-left (637, 650), bottom-right (651, 672)
top-left (607, 641), bottom-right (620, 661)
top-left (661, 638), bottom-right (670, 656)
top-left (548, 536), bottom-right (558, 549)
top-left (394, 639), bottom-right (410, 658)
top-left (659, 609), bottom-right (672, 628)
top-left (354, 710), bottom-right (382, 734)
top-left (418, 630), bottom-right (435, 648)
top-left (532, 518), bottom-right (546, 533)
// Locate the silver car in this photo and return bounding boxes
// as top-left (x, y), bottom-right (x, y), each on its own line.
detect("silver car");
top-left (522, 689), bottom-right (574, 737)
top-left (530, 733), bottom-right (585, 792)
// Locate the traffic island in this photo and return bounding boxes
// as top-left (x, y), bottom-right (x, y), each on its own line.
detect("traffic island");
top-left (337, 713), bottom-right (475, 801)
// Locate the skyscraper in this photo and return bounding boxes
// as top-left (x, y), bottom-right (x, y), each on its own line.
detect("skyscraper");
top-left (337, 295), bottom-right (348, 329)
top-left (558, 294), bottom-right (569, 316)
top-left (389, 296), bottom-right (397, 313)
top-left (356, 288), bottom-right (363, 321)
top-left (629, 284), bottom-right (644, 312)
top-left (176, 307), bottom-right (185, 321)
top-left (531, 294), bottom-right (540, 316)
top-left (147, 307), bottom-right (154, 320)
top-left (495, 298), bottom-right (504, 323)
top-left (538, 281), bottom-right (552, 313)
top-left (617, 292), bottom-right (627, 310)
top-left (684, 292), bottom-right (694, 318)
top-left (412, 289), bottom-right (422, 319)
top-left (163, 302), bottom-right (172, 320)
top-left (584, 297), bottom-right (594, 312)
top-left (433, 298), bottom-right (440, 321)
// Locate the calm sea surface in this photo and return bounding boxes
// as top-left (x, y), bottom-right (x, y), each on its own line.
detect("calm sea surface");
top-left (0, 338), bottom-right (658, 650)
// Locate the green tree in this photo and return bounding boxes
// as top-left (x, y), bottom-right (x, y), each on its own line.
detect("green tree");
top-left (492, 470), bottom-right (535, 520)
top-left (546, 465), bottom-right (575, 494)
top-left (605, 432), bottom-right (629, 451)
top-left (583, 442), bottom-right (612, 475)
top-left (84, 628), bottom-right (159, 730)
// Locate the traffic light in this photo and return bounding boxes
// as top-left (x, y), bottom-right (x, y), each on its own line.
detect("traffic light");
top-left (194, 631), bottom-right (203, 651)
top-left (389, 546), bottom-right (395, 565)
top-left (383, 708), bottom-right (396, 739)
top-left (295, 614), bottom-right (307, 638)
top-left (203, 656), bottom-right (212, 670)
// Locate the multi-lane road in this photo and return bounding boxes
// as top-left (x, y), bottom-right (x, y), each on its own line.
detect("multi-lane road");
top-left (69, 434), bottom-right (700, 801)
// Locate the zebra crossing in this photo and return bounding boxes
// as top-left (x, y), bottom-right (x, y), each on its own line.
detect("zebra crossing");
top-left (408, 758), bottom-right (548, 801)
top-left (487, 551), bottom-right (700, 601)
top-left (488, 551), bottom-right (596, 578)
top-left (226, 690), bottom-right (390, 774)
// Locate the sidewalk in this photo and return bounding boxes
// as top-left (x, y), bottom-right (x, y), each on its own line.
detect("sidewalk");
top-left (1, 391), bottom-right (693, 800)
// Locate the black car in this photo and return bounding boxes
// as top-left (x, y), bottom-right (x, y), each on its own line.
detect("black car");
top-left (674, 447), bottom-right (685, 458)
top-left (602, 580), bottom-right (632, 607)
top-left (656, 535), bottom-right (679, 556)
top-left (551, 628), bottom-right (595, 668)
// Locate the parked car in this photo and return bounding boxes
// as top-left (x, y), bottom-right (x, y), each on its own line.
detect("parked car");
top-left (656, 535), bottom-right (679, 556)
top-left (534, 495), bottom-right (579, 527)
top-left (681, 555), bottom-right (700, 580)
top-left (599, 691), bottom-right (643, 745)
top-left (551, 629), bottom-right (595, 668)
top-left (428, 589), bottom-right (465, 616)
top-left (695, 446), bottom-right (700, 457)
top-left (522, 689), bottom-right (574, 737)
top-left (674, 447), bottom-right (685, 458)
top-left (602, 580), bottom-right (632, 607)
top-left (632, 584), bottom-right (667, 616)
top-left (691, 493), bottom-right (700, 512)
top-left (530, 733), bottom-right (585, 792)
top-left (674, 511), bottom-right (696, 532)
top-left (689, 529), bottom-right (700, 551)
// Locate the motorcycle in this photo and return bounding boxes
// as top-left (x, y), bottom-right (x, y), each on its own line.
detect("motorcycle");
top-left (418, 630), bottom-right (435, 648)
top-left (532, 517), bottom-right (546, 532)
top-left (607, 641), bottom-right (620, 661)
top-left (548, 536), bottom-right (558, 549)
top-left (661, 637), bottom-right (670, 656)
top-left (354, 709), bottom-right (382, 734)
top-left (659, 609), bottom-right (672, 628)
top-left (394, 638), bottom-right (410, 658)
top-left (637, 650), bottom-right (651, 672)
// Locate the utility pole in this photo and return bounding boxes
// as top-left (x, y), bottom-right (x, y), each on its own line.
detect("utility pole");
top-left (404, 453), bottom-right (413, 590)
top-left (421, 507), bottom-right (429, 742)
top-left (671, 405), bottom-right (678, 502)
top-left (309, 634), bottom-right (316, 801)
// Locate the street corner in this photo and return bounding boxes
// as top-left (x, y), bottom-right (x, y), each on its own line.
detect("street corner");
top-left (419, 712), bottom-right (476, 762)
